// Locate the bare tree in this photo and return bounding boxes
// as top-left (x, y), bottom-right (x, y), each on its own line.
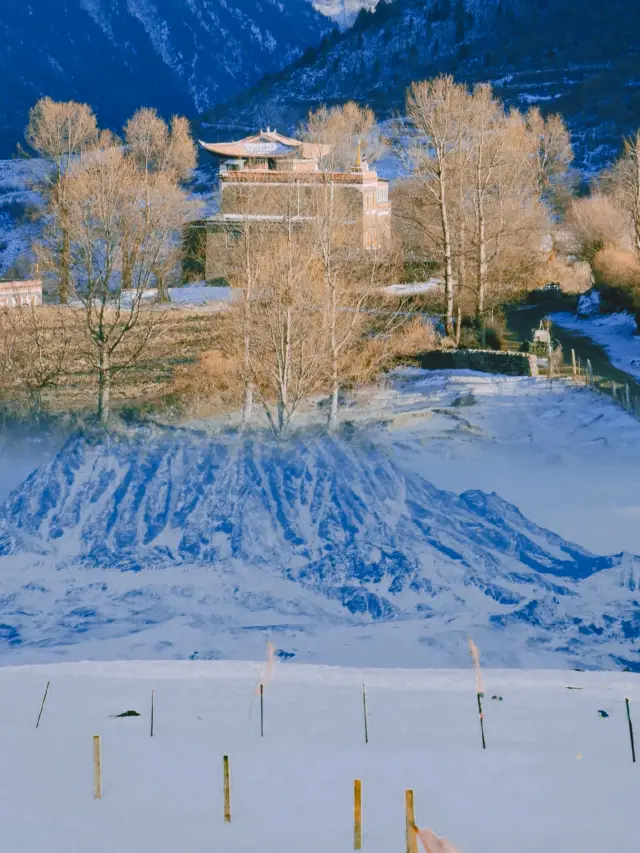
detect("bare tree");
top-left (0, 302), bottom-right (73, 415)
top-left (124, 109), bottom-right (197, 300)
top-left (526, 107), bottom-right (574, 209)
top-left (402, 76), bottom-right (469, 336)
top-left (63, 147), bottom-right (196, 422)
top-left (26, 98), bottom-right (99, 303)
top-left (301, 102), bottom-right (383, 171)
top-left (609, 130), bottom-right (640, 255)
top-left (223, 186), bottom-right (329, 438)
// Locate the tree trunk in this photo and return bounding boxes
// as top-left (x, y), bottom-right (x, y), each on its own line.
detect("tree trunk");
top-left (242, 382), bottom-right (253, 428)
top-left (438, 168), bottom-right (455, 337)
top-left (635, 142), bottom-right (640, 255)
top-left (476, 193), bottom-right (488, 346)
top-left (156, 270), bottom-right (170, 303)
top-left (329, 368), bottom-right (339, 432)
top-left (59, 217), bottom-right (71, 305)
top-left (97, 349), bottom-right (111, 424)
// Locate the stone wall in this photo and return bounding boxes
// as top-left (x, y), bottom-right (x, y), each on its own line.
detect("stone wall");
top-left (413, 349), bottom-right (538, 377)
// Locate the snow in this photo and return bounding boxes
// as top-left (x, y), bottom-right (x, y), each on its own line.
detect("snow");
top-left (379, 279), bottom-right (441, 296)
top-left (0, 660), bottom-right (637, 852)
top-left (1, 371), bottom-right (639, 669)
top-left (553, 311), bottom-right (640, 381)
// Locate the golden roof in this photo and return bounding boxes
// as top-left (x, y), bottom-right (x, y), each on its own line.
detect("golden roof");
top-left (199, 129), bottom-right (331, 160)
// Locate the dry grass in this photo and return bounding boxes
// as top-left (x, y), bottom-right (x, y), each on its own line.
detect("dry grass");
top-left (567, 194), bottom-right (633, 261)
top-left (592, 246), bottom-right (640, 290)
top-left (0, 305), bottom-right (216, 417)
top-left (530, 256), bottom-right (594, 294)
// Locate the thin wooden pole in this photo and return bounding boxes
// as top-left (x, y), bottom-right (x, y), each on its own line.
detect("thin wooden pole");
top-left (93, 735), bottom-right (102, 800)
top-left (354, 779), bottom-right (362, 850)
top-left (626, 384), bottom-right (631, 412)
top-left (260, 683), bottom-right (264, 738)
top-left (571, 349), bottom-right (577, 380)
top-left (405, 790), bottom-right (418, 853)
top-left (35, 680), bottom-right (50, 729)
top-left (626, 698), bottom-right (636, 764)
top-left (477, 691), bottom-right (487, 750)
top-left (150, 689), bottom-right (155, 737)
top-left (362, 683), bottom-right (369, 745)
top-left (223, 755), bottom-right (231, 822)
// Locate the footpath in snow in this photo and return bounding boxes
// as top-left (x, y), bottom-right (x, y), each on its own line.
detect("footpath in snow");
top-left (553, 310), bottom-right (640, 382)
top-left (0, 660), bottom-right (637, 853)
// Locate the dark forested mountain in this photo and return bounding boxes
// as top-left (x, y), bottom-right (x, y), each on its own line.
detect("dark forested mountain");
top-left (204, 0), bottom-right (640, 170)
top-left (0, 0), bottom-right (330, 156)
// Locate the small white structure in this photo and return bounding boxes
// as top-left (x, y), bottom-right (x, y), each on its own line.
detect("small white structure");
top-left (0, 280), bottom-right (43, 308)
top-left (532, 326), bottom-right (551, 345)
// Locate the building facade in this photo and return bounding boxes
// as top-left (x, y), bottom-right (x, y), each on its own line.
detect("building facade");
top-left (196, 130), bottom-right (391, 281)
top-left (0, 280), bottom-right (43, 308)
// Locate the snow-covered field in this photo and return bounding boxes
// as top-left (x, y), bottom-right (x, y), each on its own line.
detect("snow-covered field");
top-left (1, 371), bottom-right (639, 669)
top-left (553, 311), bottom-right (640, 381)
top-left (0, 660), bottom-right (637, 852)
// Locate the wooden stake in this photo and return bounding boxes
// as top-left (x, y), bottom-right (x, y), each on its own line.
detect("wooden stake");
top-left (571, 349), bottom-right (577, 380)
top-left (626, 698), bottom-right (636, 764)
top-left (150, 689), bottom-right (155, 737)
top-left (93, 735), bottom-right (102, 799)
top-left (223, 755), bottom-right (231, 822)
top-left (405, 790), bottom-right (418, 853)
top-left (362, 683), bottom-right (369, 745)
top-left (35, 680), bottom-right (50, 729)
top-left (477, 691), bottom-right (487, 750)
top-left (260, 683), bottom-right (264, 737)
top-left (354, 779), bottom-right (362, 850)
top-left (626, 384), bottom-right (631, 412)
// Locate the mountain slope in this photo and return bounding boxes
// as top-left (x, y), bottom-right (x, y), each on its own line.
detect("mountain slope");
top-left (203, 0), bottom-right (640, 170)
top-left (0, 429), bottom-right (638, 668)
top-left (0, 0), bottom-right (330, 157)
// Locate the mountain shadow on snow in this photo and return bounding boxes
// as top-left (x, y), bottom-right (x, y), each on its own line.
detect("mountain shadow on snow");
top-left (0, 430), bottom-right (638, 667)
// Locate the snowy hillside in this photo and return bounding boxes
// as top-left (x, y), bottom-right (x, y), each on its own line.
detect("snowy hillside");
top-left (0, 1), bottom-right (331, 156)
top-left (313, 0), bottom-right (381, 27)
top-left (205, 0), bottom-right (640, 170)
top-left (0, 661), bottom-right (637, 852)
top-left (1, 373), bottom-right (639, 669)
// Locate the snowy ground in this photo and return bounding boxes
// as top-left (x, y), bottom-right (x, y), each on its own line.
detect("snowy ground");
top-left (1, 371), bottom-right (639, 668)
top-left (362, 370), bottom-right (640, 556)
top-left (553, 311), bottom-right (640, 381)
top-left (0, 660), bottom-right (637, 853)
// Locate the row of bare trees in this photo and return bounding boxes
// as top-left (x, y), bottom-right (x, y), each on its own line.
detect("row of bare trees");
top-left (214, 103), bottom-right (410, 436)
top-left (395, 76), bottom-right (573, 339)
top-left (18, 99), bottom-right (199, 421)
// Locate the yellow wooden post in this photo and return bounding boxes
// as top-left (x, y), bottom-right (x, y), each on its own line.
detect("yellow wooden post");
top-left (405, 789), bottom-right (417, 853)
top-left (93, 735), bottom-right (102, 800)
top-left (354, 779), bottom-right (362, 849)
top-left (223, 755), bottom-right (231, 823)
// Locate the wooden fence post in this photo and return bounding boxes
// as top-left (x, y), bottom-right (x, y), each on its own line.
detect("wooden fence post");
top-left (354, 779), bottom-right (362, 850)
top-left (223, 755), bottom-right (231, 823)
top-left (586, 359), bottom-right (593, 386)
top-left (35, 680), bottom-right (51, 729)
top-left (571, 349), bottom-right (577, 380)
top-left (362, 683), bottom-right (369, 745)
top-left (626, 384), bottom-right (631, 412)
top-left (93, 735), bottom-right (102, 800)
top-left (405, 790), bottom-right (418, 853)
